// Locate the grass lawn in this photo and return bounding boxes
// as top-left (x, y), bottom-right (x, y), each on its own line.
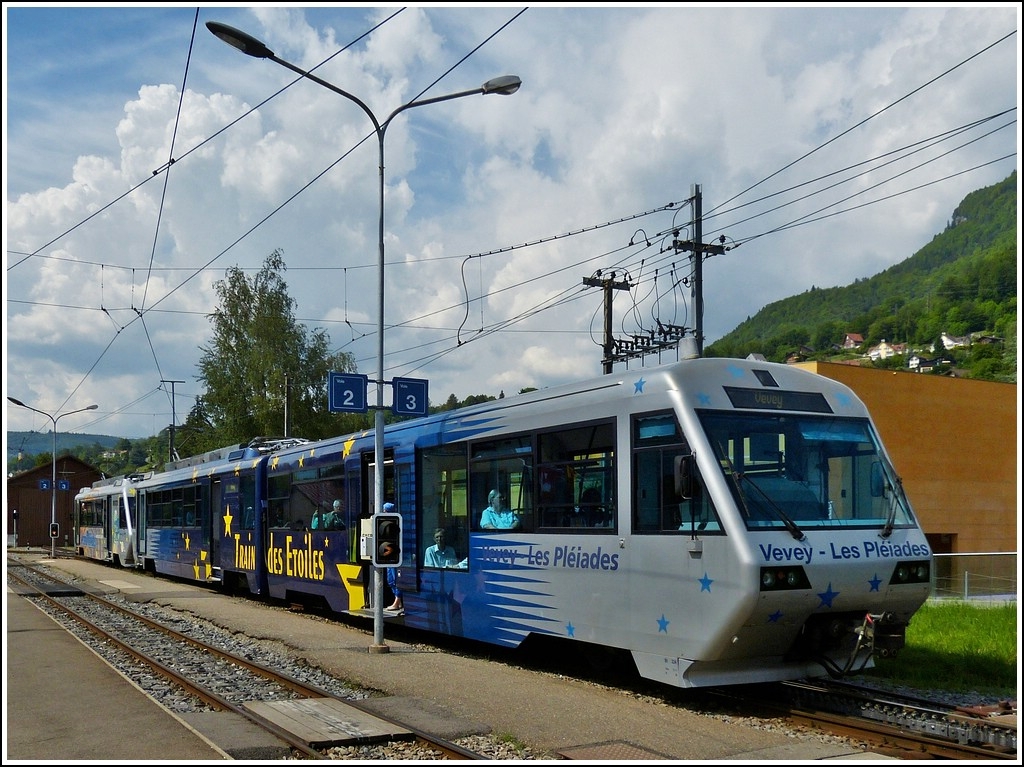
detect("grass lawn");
top-left (867, 599), bottom-right (1018, 697)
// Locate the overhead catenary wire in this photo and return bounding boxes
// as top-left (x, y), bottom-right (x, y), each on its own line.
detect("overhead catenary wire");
top-left (5, 15), bottom-right (1016, 433)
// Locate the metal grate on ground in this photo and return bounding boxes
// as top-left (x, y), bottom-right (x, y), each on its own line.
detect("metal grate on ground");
top-left (557, 740), bottom-right (674, 760)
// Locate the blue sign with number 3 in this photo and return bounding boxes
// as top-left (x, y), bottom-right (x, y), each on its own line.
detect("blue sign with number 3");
top-left (392, 377), bottom-right (428, 417)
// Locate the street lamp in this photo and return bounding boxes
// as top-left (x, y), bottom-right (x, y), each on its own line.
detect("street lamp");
top-left (7, 397), bottom-right (99, 557)
top-left (208, 22), bottom-right (520, 650)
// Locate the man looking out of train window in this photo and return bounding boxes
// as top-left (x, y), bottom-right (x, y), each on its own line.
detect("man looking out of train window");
top-left (424, 528), bottom-right (464, 568)
top-left (480, 490), bottom-right (519, 530)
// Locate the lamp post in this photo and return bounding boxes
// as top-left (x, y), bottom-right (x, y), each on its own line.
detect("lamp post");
top-left (208, 22), bottom-right (520, 650)
top-left (7, 397), bottom-right (99, 557)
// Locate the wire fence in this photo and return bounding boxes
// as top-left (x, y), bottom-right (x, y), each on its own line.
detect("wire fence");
top-left (931, 552), bottom-right (1017, 602)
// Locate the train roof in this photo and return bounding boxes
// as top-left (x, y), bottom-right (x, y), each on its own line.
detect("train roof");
top-left (261, 356), bottom-right (868, 462)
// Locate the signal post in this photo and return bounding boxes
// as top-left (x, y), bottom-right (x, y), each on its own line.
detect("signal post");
top-left (328, 371), bottom-right (425, 653)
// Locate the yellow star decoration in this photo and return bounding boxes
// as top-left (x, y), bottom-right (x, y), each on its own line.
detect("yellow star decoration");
top-left (343, 436), bottom-right (356, 458)
top-left (298, 454), bottom-right (304, 468)
top-left (252, 458), bottom-right (260, 469)
top-left (183, 531), bottom-right (191, 550)
top-left (193, 550), bottom-right (211, 580)
top-left (192, 468), bottom-right (199, 482)
top-left (270, 455), bottom-right (280, 470)
top-left (234, 462), bottom-right (242, 476)
top-left (223, 505), bottom-right (234, 536)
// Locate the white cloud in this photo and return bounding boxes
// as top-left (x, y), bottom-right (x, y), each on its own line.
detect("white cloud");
top-left (4, 5), bottom-right (1019, 439)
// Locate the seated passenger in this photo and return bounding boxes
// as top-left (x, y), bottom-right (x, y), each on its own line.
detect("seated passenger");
top-left (480, 490), bottom-right (519, 530)
top-left (423, 528), bottom-right (464, 568)
top-left (326, 499), bottom-right (346, 530)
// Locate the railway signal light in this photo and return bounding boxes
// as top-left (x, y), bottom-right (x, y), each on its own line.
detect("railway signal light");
top-left (372, 512), bottom-right (402, 567)
top-left (49, 522), bottom-right (60, 538)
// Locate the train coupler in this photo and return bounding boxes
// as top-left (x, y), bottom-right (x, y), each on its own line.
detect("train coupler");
top-left (860, 611), bottom-right (907, 658)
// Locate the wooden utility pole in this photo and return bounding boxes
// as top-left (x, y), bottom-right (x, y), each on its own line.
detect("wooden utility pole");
top-left (583, 273), bottom-right (631, 373)
top-left (161, 379), bottom-right (184, 461)
top-left (672, 184), bottom-right (724, 357)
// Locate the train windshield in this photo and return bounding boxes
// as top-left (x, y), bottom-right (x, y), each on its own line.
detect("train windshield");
top-left (698, 411), bottom-right (916, 532)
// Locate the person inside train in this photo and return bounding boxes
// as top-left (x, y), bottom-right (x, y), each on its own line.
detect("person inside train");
top-left (480, 490), bottom-right (519, 530)
top-left (423, 528), bottom-right (464, 568)
top-left (325, 499), bottom-right (346, 530)
top-left (383, 502), bottom-right (404, 613)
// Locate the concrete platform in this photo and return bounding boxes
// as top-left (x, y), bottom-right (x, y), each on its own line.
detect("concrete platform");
top-left (6, 550), bottom-right (901, 761)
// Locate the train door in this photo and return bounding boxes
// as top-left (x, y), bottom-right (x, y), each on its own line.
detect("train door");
top-left (135, 488), bottom-right (148, 558)
top-left (105, 493), bottom-right (116, 560)
top-left (116, 484), bottom-right (139, 567)
top-left (210, 477), bottom-right (222, 570)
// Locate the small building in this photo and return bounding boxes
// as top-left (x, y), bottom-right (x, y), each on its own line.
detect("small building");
top-left (867, 339), bottom-right (906, 361)
top-left (6, 457), bottom-right (102, 549)
top-left (940, 331), bottom-right (971, 350)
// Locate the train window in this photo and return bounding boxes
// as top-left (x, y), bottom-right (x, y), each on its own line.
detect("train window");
top-left (266, 469), bottom-right (344, 532)
top-left (267, 474), bottom-right (291, 528)
top-left (469, 436), bottom-right (533, 531)
top-left (536, 420), bottom-right (615, 531)
top-left (419, 446), bottom-right (470, 567)
top-left (699, 411), bottom-right (915, 530)
top-left (632, 412), bottom-right (721, 534)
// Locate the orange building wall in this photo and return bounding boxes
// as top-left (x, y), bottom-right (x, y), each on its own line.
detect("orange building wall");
top-left (796, 362), bottom-right (1019, 554)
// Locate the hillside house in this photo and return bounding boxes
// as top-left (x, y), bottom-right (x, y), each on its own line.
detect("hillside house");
top-left (867, 339), bottom-right (906, 361)
top-left (940, 331), bottom-right (971, 350)
top-left (908, 354), bottom-right (953, 373)
top-left (842, 333), bottom-right (864, 350)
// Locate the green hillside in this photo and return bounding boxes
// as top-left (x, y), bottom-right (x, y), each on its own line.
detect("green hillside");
top-left (8, 431), bottom-right (123, 458)
top-left (706, 171), bottom-right (1017, 378)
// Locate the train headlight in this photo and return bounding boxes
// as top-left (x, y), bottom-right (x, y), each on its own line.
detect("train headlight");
top-left (888, 560), bottom-right (930, 585)
top-left (759, 566), bottom-right (811, 591)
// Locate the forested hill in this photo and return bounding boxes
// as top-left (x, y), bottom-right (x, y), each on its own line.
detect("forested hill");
top-left (705, 171), bottom-right (1017, 366)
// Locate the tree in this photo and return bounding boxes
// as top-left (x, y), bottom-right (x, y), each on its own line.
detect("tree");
top-left (194, 250), bottom-right (358, 449)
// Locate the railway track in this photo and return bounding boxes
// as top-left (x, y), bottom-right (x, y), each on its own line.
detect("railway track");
top-left (779, 678), bottom-right (1017, 760)
top-left (7, 558), bottom-right (486, 760)
top-left (10, 553), bottom-right (1016, 761)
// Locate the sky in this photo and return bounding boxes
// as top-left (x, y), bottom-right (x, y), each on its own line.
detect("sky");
top-left (3, 4), bottom-right (1021, 442)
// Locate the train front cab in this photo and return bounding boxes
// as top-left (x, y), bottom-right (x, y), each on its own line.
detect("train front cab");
top-left (637, 364), bottom-right (934, 688)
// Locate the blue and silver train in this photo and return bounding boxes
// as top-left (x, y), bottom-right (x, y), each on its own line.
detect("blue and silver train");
top-left (74, 357), bottom-right (932, 688)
